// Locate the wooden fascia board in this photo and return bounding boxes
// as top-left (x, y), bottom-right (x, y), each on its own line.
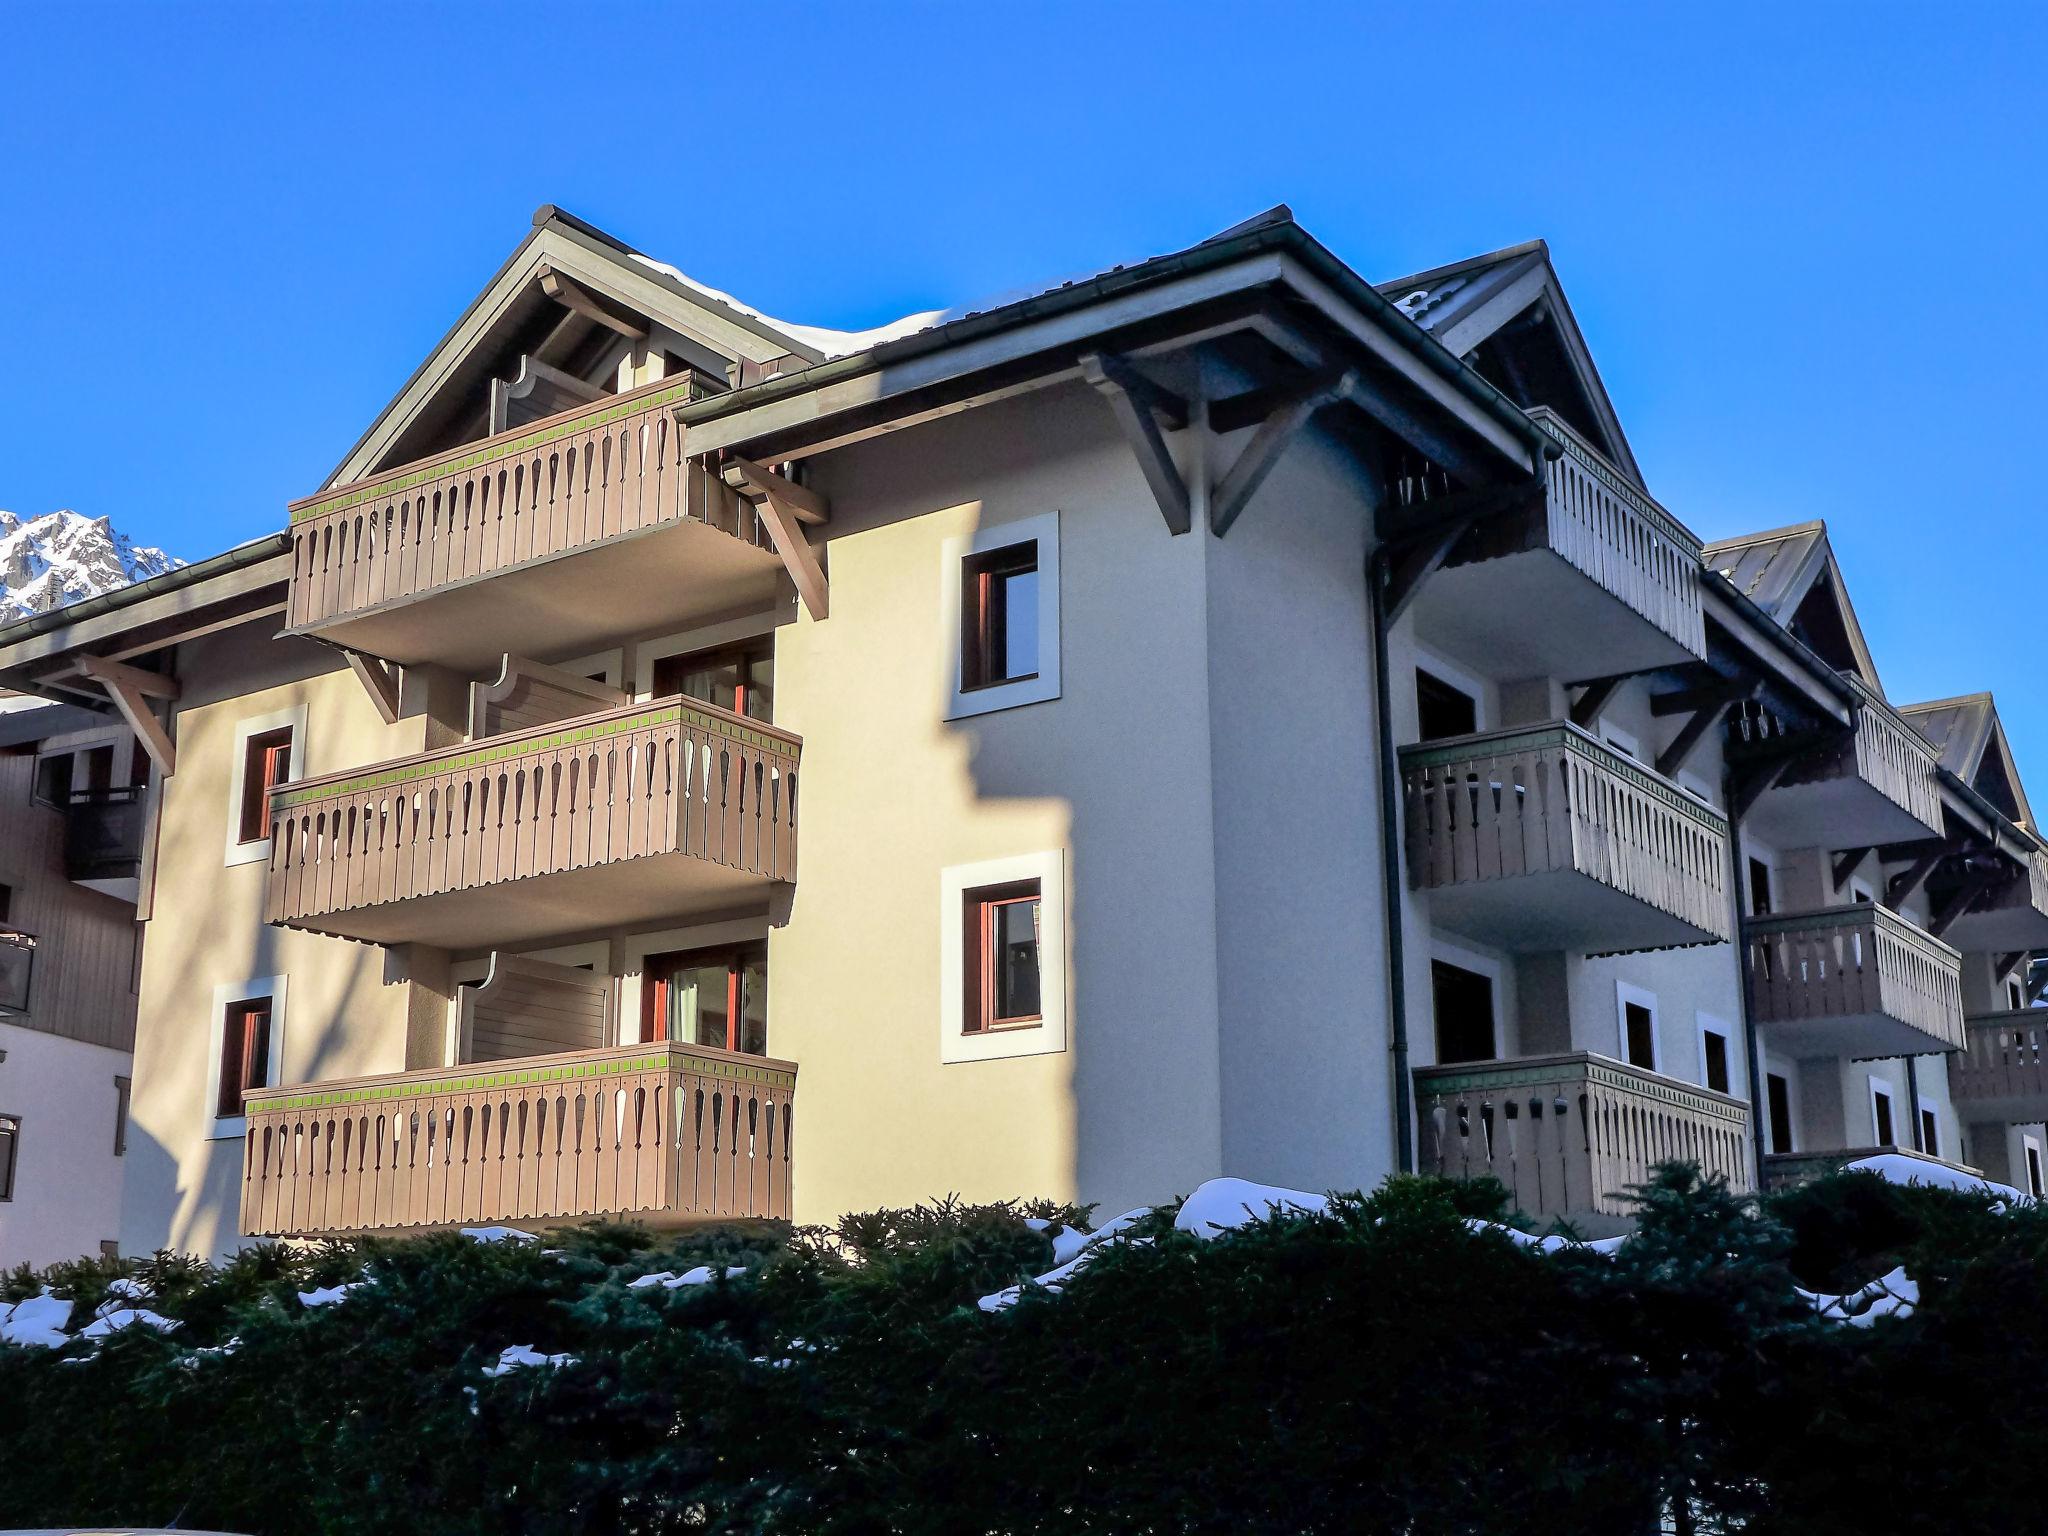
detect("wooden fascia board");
top-left (1814, 549), bottom-right (1886, 693)
top-left (0, 555), bottom-right (290, 674)
top-left (1986, 714), bottom-right (2037, 830)
top-left (1525, 263), bottom-right (1644, 485)
top-left (1428, 254), bottom-right (1550, 358)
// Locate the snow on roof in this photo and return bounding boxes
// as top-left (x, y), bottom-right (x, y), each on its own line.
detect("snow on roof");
top-left (629, 253), bottom-right (949, 360)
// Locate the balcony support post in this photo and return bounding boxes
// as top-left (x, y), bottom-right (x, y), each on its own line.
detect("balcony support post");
top-left (1831, 847), bottom-right (1873, 891)
top-left (1930, 864), bottom-right (2005, 940)
top-left (1887, 848), bottom-right (1945, 910)
top-left (1570, 676), bottom-right (1624, 730)
top-left (74, 654), bottom-right (177, 777)
top-left (342, 650), bottom-right (402, 726)
top-left (1656, 694), bottom-right (1744, 780)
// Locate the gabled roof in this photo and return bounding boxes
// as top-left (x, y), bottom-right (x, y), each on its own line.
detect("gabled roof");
top-left (1899, 692), bottom-right (2036, 831)
top-left (1701, 521), bottom-right (1883, 693)
top-left (1376, 239), bottom-right (1641, 486)
top-left (322, 205), bottom-right (897, 492)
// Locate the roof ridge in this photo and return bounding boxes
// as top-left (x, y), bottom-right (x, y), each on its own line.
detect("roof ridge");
top-left (1701, 520), bottom-right (1829, 552)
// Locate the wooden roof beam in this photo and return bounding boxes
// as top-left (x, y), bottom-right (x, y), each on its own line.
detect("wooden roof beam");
top-left (538, 266), bottom-right (649, 342)
top-left (722, 456), bottom-right (829, 526)
top-left (73, 654), bottom-right (177, 777)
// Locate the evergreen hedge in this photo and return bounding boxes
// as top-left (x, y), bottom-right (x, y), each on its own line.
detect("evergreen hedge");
top-left (2, 1166), bottom-right (2044, 1534)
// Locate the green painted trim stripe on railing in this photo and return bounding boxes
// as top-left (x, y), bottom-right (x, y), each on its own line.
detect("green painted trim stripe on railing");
top-left (290, 378), bottom-right (708, 525)
top-left (1413, 1055), bottom-right (1747, 1121)
top-left (1531, 414), bottom-right (1700, 555)
top-left (244, 1050), bottom-right (795, 1113)
top-left (1399, 724), bottom-right (1730, 835)
top-left (1742, 904), bottom-right (1962, 963)
top-left (270, 703), bottom-right (794, 810)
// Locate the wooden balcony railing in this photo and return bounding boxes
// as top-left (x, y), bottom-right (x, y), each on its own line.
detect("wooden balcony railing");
top-left (1847, 682), bottom-right (1946, 835)
top-left (1415, 1052), bottom-right (1752, 1225)
top-left (1952, 1010), bottom-right (2048, 1121)
top-left (0, 924), bottom-right (33, 1016)
top-left (240, 1041), bottom-right (796, 1238)
top-left (1743, 905), bottom-right (1965, 1056)
top-left (1402, 723), bottom-right (1731, 951)
top-left (266, 697), bottom-right (798, 944)
top-left (285, 371), bottom-right (758, 634)
top-left (1524, 407), bottom-right (1706, 659)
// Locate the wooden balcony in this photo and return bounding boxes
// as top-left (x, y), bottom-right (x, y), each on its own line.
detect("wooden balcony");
top-left (1743, 905), bottom-right (1965, 1059)
top-left (284, 373), bottom-right (782, 671)
top-left (1415, 1052), bottom-right (1752, 1230)
top-left (62, 786), bottom-right (148, 889)
top-left (240, 1041), bottom-right (795, 1238)
top-left (1939, 847), bottom-right (2048, 953)
top-left (1402, 722), bottom-right (1731, 953)
top-left (1952, 1010), bottom-right (2048, 1123)
top-left (0, 924), bottom-right (33, 1016)
top-left (1734, 679), bottom-right (1944, 849)
top-left (1761, 1146), bottom-right (1982, 1192)
top-left (265, 697), bottom-right (798, 948)
top-left (1401, 407), bottom-right (1705, 683)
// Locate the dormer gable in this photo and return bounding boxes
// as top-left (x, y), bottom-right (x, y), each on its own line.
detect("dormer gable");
top-left (1702, 521), bottom-right (1883, 692)
top-left (1899, 692), bottom-right (2037, 831)
top-left (319, 206), bottom-right (830, 494)
top-left (1377, 240), bottom-right (1640, 486)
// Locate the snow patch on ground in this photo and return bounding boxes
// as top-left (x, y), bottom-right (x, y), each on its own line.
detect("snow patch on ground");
top-left (1800, 1266), bottom-right (1919, 1327)
top-left (461, 1226), bottom-right (538, 1244)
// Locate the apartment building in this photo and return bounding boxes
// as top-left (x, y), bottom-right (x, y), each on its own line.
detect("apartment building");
top-left (0, 696), bottom-right (145, 1266)
top-left (0, 205), bottom-right (2041, 1258)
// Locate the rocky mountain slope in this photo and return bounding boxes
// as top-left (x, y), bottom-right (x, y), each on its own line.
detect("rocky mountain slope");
top-left (1, 510), bottom-right (182, 622)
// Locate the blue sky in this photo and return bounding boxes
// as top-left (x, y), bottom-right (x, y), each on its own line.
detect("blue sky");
top-left (6, 4), bottom-right (2044, 767)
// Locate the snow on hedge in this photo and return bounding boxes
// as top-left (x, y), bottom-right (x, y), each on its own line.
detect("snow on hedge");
top-left (481, 1344), bottom-right (576, 1377)
top-left (1844, 1154), bottom-right (2028, 1208)
top-left (628, 1264), bottom-right (748, 1291)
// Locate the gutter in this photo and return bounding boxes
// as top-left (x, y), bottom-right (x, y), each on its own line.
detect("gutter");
top-left (0, 531), bottom-right (291, 651)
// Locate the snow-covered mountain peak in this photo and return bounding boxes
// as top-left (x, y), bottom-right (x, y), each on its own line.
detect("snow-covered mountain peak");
top-left (0, 510), bottom-right (184, 622)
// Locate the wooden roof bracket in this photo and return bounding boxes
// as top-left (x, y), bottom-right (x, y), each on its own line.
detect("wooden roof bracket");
top-left (537, 265), bottom-right (649, 341)
top-left (721, 454), bottom-right (830, 621)
top-left (1080, 351), bottom-right (1193, 535)
top-left (73, 653), bottom-right (178, 777)
top-left (344, 650), bottom-right (402, 726)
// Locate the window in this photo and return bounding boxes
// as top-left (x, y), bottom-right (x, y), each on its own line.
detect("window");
top-left (1415, 670), bottom-right (1478, 742)
top-left (1871, 1083), bottom-right (1896, 1147)
top-left (642, 945), bottom-right (767, 1056)
top-left (32, 752), bottom-right (73, 809)
top-left (113, 1076), bottom-right (131, 1157)
top-left (652, 641), bottom-right (774, 722)
top-left (944, 511), bottom-right (1061, 721)
top-left (217, 996), bottom-right (274, 1118)
top-left (1766, 1073), bottom-right (1795, 1154)
top-left (940, 851), bottom-right (1067, 1063)
top-left (965, 881), bottom-right (1044, 1034)
top-left (0, 881), bottom-right (11, 922)
top-left (2009, 976), bottom-right (2026, 1012)
top-left (225, 707), bottom-right (306, 865)
top-left (1918, 1103), bottom-right (1941, 1158)
top-left (1700, 1027), bottom-right (1732, 1095)
top-left (1617, 983), bottom-right (1658, 1071)
top-left (1431, 959), bottom-right (1497, 1064)
top-left (961, 542), bottom-right (1040, 692)
top-left (0, 1114), bottom-right (17, 1201)
top-left (238, 728), bottom-right (292, 844)
top-left (1849, 881), bottom-right (1874, 906)
top-left (1748, 858), bottom-right (1773, 917)
top-left (2026, 1138), bottom-right (2044, 1200)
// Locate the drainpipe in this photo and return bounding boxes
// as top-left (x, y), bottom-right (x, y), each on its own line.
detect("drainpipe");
top-left (1370, 544), bottom-right (1415, 1173)
top-left (1726, 766), bottom-right (1771, 1189)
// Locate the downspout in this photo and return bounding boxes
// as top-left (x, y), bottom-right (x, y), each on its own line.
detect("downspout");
top-left (1370, 543), bottom-right (1414, 1173)
top-left (1905, 1055), bottom-right (1925, 1152)
top-left (1726, 766), bottom-right (1771, 1189)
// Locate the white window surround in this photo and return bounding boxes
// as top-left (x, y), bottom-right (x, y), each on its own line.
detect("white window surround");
top-left (1868, 1076), bottom-right (1897, 1146)
top-left (205, 974), bottom-right (288, 1140)
top-left (1429, 936), bottom-right (1504, 1060)
top-left (1695, 1012), bottom-right (1738, 1097)
top-left (943, 510), bottom-right (1062, 722)
top-left (2024, 1135), bottom-right (2044, 1198)
top-left (223, 704), bottom-right (308, 867)
top-left (1614, 980), bottom-right (1660, 1073)
top-left (632, 611), bottom-right (779, 701)
top-left (614, 918), bottom-right (772, 1045)
top-left (940, 849), bottom-right (1068, 1063)
top-left (551, 648), bottom-right (625, 690)
top-left (444, 940), bottom-right (613, 1064)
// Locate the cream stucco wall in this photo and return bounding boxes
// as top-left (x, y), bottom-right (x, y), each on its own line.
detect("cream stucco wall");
top-left (0, 1022), bottom-right (129, 1266)
top-left (121, 625), bottom-right (428, 1259)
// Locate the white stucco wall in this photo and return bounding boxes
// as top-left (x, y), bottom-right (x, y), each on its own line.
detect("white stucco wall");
top-left (0, 1022), bottom-right (130, 1267)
